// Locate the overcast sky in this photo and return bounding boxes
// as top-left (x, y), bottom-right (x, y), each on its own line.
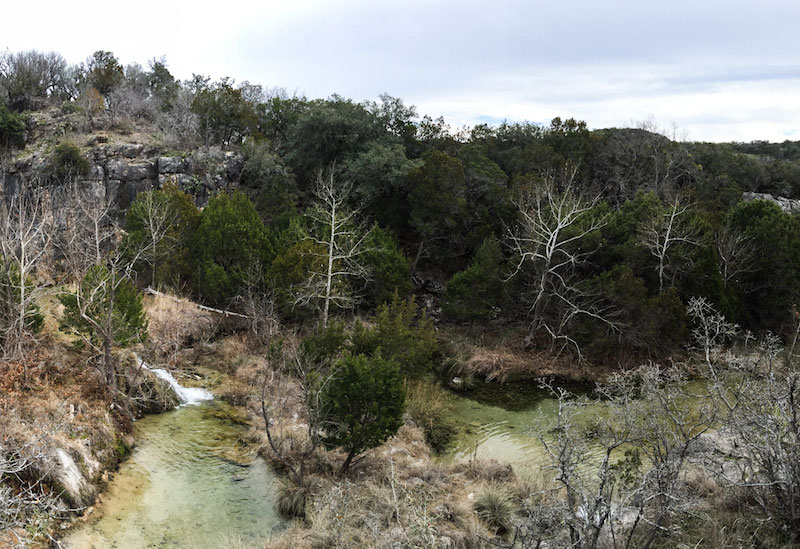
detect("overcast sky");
top-left (4, 0), bottom-right (800, 142)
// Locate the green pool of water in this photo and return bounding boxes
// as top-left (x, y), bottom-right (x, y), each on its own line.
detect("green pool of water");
top-left (63, 401), bottom-right (282, 549)
top-left (442, 375), bottom-right (711, 476)
top-left (443, 379), bottom-right (599, 473)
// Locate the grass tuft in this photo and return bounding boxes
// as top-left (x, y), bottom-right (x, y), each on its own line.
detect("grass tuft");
top-left (474, 485), bottom-right (516, 535)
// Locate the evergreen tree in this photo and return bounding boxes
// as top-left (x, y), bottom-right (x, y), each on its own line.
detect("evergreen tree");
top-left (320, 353), bottom-right (405, 474)
top-left (361, 225), bottom-right (412, 308)
top-left (443, 237), bottom-right (505, 323)
top-left (351, 293), bottom-right (438, 377)
top-left (191, 191), bottom-right (274, 306)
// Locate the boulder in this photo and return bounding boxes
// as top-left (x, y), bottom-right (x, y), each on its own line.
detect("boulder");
top-left (85, 165), bottom-right (104, 181)
top-left (51, 448), bottom-right (96, 507)
top-left (105, 159), bottom-right (127, 180)
top-left (106, 159), bottom-right (156, 182)
top-left (116, 143), bottom-right (144, 158)
top-left (157, 156), bottom-right (185, 174)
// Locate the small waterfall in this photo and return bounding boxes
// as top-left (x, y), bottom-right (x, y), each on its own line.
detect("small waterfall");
top-left (138, 357), bottom-right (214, 406)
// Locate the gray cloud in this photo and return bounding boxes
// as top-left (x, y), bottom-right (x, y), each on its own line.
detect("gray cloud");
top-left (3, 0), bottom-right (800, 141)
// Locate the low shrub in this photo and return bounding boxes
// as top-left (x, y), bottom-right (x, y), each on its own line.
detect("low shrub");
top-left (277, 482), bottom-right (309, 519)
top-left (47, 141), bottom-right (89, 182)
top-left (0, 102), bottom-right (26, 149)
top-left (405, 379), bottom-right (456, 453)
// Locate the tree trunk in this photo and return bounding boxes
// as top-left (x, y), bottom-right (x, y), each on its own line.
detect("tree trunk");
top-left (104, 334), bottom-right (116, 392)
top-left (322, 200), bottom-right (336, 328)
top-left (340, 449), bottom-right (357, 475)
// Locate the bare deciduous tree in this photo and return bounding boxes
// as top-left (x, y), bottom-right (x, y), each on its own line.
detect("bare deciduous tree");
top-left (60, 253), bottom-right (146, 395)
top-left (507, 177), bottom-right (616, 358)
top-left (0, 181), bottom-right (52, 360)
top-left (529, 365), bottom-right (716, 549)
top-left (124, 188), bottom-right (178, 287)
top-left (714, 220), bottom-right (756, 289)
top-left (156, 87), bottom-right (199, 147)
top-left (51, 181), bottom-right (117, 280)
top-left (236, 261), bottom-right (279, 340)
top-left (260, 342), bottom-right (334, 516)
top-left (295, 170), bottom-right (373, 327)
top-left (693, 301), bottom-right (800, 540)
top-left (53, 183), bottom-right (150, 396)
top-left (638, 194), bottom-right (700, 292)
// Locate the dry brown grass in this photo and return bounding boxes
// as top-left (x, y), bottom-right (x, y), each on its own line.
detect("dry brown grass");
top-left (460, 346), bottom-right (595, 383)
top-left (225, 343), bottom-right (514, 549)
top-left (144, 292), bottom-right (217, 365)
top-left (250, 386), bottom-right (509, 549)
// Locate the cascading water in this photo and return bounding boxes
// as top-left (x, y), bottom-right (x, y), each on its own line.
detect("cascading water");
top-left (63, 360), bottom-right (282, 548)
top-left (138, 357), bottom-right (214, 406)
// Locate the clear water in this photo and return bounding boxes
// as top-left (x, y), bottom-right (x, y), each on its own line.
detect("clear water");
top-left (443, 380), bottom-right (592, 473)
top-left (442, 376), bottom-right (710, 477)
top-left (62, 402), bottom-right (283, 548)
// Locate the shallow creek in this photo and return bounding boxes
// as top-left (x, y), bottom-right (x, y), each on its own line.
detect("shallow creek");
top-left (62, 368), bottom-right (701, 546)
top-left (442, 379), bottom-right (600, 474)
top-left (63, 372), bottom-right (283, 549)
top-left (442, 375), bottom-right (711, 478)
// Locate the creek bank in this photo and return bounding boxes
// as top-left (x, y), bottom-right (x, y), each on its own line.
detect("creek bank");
top-left (60, 364), bottom-right (283, 548)
top-left (47, 361), bottom-right (194, 511)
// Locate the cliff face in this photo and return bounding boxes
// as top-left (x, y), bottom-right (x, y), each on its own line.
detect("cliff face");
top-left (1, 107), bottom-right (244, 209)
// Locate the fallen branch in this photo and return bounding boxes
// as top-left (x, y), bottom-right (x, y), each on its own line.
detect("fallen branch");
top-left (144, 287), bottom-right (249, 319)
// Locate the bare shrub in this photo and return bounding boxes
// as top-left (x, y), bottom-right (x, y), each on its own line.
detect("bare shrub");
top-left (157, 88), bottom-right (199, 147)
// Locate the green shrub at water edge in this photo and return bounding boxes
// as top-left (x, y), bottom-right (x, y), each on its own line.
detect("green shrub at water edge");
top-left (319, 353), bottom-right (405, 474)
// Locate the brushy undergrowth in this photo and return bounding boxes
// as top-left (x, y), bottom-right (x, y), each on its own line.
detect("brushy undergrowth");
top-left (404, 379), bottom-right (457, 453)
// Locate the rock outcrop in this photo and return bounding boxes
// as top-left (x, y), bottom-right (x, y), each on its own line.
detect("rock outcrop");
top-left (2, 110), bottom-right (244, 209)
top-left (742, 191), bottom-right (800, 214)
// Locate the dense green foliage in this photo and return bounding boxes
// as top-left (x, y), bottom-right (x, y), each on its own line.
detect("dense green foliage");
top-left (443, 237), bottom-right (505, 322)
top-left (5, 46), bottom-right (800, 363)
top-left (59, 264), bottom-right (148, 349)
top-left (351, 294), bottom-right (438, 377)
top-left (190, 191), bottom-right (274, 306)
top-left (0, 102), bottom-right (26, 149)
top-left (192, 77), bottom-right (258, 146)
top-left (8, 46), bottom-right (800, 547)
top-left (47, 141), bottom-right (89, 182)
top-left (361, 226), bottom-right (412, 307)
top-left (726, 200), bottom-right (800, 333)
top-left (319, 352), bottom-right (405, 473)
top-left (87, 50), bottom-right (124, 97)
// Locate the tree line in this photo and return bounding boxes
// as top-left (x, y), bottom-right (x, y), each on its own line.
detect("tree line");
top-left (4, 47), bottom-right (800, 546)
top-left (3, 49), bottom-right (800, 363)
